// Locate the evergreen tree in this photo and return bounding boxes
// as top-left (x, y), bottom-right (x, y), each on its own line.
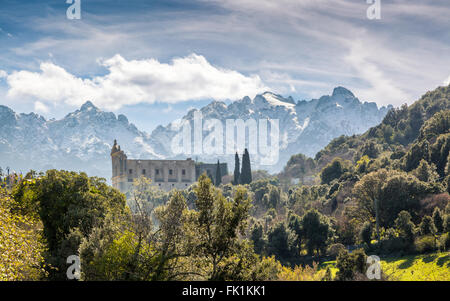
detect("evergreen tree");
top-left (432, 207), bottom-right (444, 233)
top-left (233, 152), bottom-right (240, 185)
top-left (300, 209), bottom-right (331, 256)
top-left (443, 215), bottom-right (450, 233)
top-left (215, 160), bottom-right (222, 186)
top-left (267, 222), bottom-right (298, 265)
top-left (240, 149), bottom-right (252, 184)
top-left (395, 211), bottom-right (415, 245)
top-left (250, 223), bottom-right (266, 254)
top-left (419, 216), bottom-right (436, 236)
top-left (320, 158), bottom-right (349, 184)
top-left (359, 221), bottom-right (372, 246)
top-left (413, 159), bottom-right (439, 182)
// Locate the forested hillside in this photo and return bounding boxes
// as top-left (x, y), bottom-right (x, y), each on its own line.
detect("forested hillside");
top-left (281, 84), bottom-right (450, 183)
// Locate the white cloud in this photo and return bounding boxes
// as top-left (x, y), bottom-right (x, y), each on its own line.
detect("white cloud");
top-left (345, 41), bottom-right (410, 106)
top-left (5, 54), bottom-right (267, 110)
top-left (0, 70), bottom-right (7, 78)
top-left (444, 76), bottom-right (450, 86)
top-left (34, 101), bottom-right (49, 113)
top-left (2, 0), bottom-right (449, 111)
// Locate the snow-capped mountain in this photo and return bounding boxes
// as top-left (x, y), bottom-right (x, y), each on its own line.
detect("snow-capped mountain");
top-left (0, 87), bottom-right (391, 179)
top-left (0, 101), bottom-right (161, 179)
top-left (150, 87), bottom-right (392, 172)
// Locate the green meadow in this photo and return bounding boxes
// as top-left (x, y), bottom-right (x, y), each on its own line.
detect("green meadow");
top-left (381, 252), bottom-right (450, 281)
top-left (319, 252), bottom-right (450, 281)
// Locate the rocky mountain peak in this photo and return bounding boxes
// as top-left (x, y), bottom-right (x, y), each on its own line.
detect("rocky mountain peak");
top-left (80, 100), bottom-right (99, 112)
top-left (117, 114), bottom-right (129, 124)
top-left (255, 92), bottom-right (296, 109)
top-left (332, 86), bottom-right (355, 98)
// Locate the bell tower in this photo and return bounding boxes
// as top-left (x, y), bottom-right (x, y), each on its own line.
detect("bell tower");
top-left (111, 139), bottom-right (127, 191)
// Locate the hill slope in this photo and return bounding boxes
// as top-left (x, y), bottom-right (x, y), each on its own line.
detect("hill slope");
top-left (281, 84), bottom-right (450, 182)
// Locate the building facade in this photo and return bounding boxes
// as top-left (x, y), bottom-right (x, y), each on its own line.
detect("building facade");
top-left (111, 140), bottom-right (227, 193)
top-left (195, 162), bottom-right (228, 185)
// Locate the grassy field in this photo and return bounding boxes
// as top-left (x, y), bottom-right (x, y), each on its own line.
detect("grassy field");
top-left (381, 252), bottom-right (450, 281)
top-left (318, 251), bottom-right (450, 281)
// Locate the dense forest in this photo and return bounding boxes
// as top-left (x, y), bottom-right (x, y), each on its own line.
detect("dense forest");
top-left (1, 84), bottom-right (449, 281)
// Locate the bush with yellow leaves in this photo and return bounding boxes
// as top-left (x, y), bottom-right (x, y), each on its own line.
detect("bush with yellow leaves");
top-left (0, 188), bottom-right (47, 280)
top-left (277, 262), bottom-right (327, 281)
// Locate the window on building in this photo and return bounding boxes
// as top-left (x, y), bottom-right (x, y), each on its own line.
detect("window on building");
top-left (142, 169), bottom-right (146, 175)
top-left (155, 169), bottom-right (159, 175)
top-left (129, 169), bottom-right (133, 174)
top-left (182, 169), bottom-right (186, 175)
top-left (169, 169), bottom-right (173, 175)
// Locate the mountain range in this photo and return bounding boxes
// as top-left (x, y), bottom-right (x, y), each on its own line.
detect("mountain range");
top-left (0, 87), bottom-right (391, 180)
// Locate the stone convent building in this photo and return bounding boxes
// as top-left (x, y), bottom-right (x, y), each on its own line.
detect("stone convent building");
top-left (111, 140), bottom-right (228, 193)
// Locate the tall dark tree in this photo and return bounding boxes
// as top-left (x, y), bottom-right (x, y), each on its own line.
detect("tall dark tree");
top-left (215, 160), bottom-right (222, 186)
top-left (419, 216), bottom-right (436, 236)
top-left (432, 207), bottom-right (444, 233)
top-left (267, 222), bottom-right (298, 265)
top-left (250, 223), bottom-right (266, 255)
top-left (233, 152), bottom-right (240, 185)
top-left (395, 211), bottom-right (415, 247)
top-left (359, 221), bottom-right (372, 246)
top-left (240, 149), bottom-right (252, 184)
top-left (300, 209), bottom-right (332, 256)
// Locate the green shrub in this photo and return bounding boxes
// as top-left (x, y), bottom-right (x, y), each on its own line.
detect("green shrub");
top-left (335, 249), bottom-right (367, 281)
top-left (415, 235), bottom-right (437, 254)
top-left (359, 221), bottom-right (372, 246)
top-left (439, 233), bottom-right (450, 251)
top-left (380, 236), bottom-right (409, 255)
top-left (320, 158), bottom-right (351, 184)
top-left (326, 243), bottom-right (346, 258)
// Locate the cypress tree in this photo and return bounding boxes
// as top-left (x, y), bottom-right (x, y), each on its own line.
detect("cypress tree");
top-left (240, 148), bottom-right (252, 184)
top-left (215, 160), bottom-right (222, 186)
top-left (233, 152), bottom-right (240, 185)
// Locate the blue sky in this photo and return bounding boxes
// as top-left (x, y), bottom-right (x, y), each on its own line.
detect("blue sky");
top-left (0, 0), bottom-right (449, 132)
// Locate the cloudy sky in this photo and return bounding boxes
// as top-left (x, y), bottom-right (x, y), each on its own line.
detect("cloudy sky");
top-left (0, 0), bottom-right (449, 132)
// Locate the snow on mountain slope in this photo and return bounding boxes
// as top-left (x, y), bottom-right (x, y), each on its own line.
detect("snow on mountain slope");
top-left (0, 87), bottom-right (391, 179)
top-left (149, 87), bottom-right (392, 172)
top-left (0, 101), bottom-right (160, 180)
